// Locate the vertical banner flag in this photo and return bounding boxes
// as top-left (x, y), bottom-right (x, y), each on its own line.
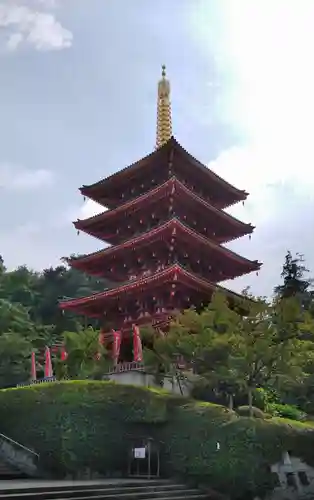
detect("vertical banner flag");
top-left (96, 329), bottom-right (106, 361)
top-left (133, 324), bottom-right (143, 362)
top-left (99, 329), bottom-right (106, 345)
top-left (44, 346), bottom-right (53, 378)
top-left (31, 351), bottom-right (37, 380)
top-left (112, 330), bottom-right (122, 364)
top-left (60, 345), bottom-right (68, 361)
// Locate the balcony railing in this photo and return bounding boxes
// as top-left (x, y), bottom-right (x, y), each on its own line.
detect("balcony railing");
top-left (16, 376), bottom-right (57, 388)
top-left (107, 362), bottom-right (145, 374)
top-left (16, 364), bottom-right (146, 387)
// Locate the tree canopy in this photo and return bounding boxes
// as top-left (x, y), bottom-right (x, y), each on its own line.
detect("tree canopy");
top-left (0, 255), bottom-right (110, 386)
top-left (2, 250), bottom-right (314, 421)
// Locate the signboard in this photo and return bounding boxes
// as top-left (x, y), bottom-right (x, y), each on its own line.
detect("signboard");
top-left (134, 447), bottom-right (146, 459)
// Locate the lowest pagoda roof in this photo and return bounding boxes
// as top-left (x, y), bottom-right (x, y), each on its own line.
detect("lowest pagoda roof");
top-left (75, 177), bottom-right (254, 245)
top-left (68, 218), bottom-right (261, 281)
top-left (80, 137), bottom-right (248, 210)
top-left (59, 263), bottom-right (247, 317)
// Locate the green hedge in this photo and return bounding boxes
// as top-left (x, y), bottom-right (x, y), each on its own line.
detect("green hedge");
top-left (0, 381), bottom-right (166, 477)
top-left (1, 381), bottom-right (314, 499)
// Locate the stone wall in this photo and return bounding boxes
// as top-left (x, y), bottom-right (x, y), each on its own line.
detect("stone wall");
top-left (108, 369), bottom-right (191, 396)
top-left (269, 452), bottom-right (314, 499)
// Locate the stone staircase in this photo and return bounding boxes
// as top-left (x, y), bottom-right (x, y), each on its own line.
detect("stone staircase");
top-left (0, 479), bottom-right (209, 500)
top-left (0, 459), bottom-right (27, 478)
top-left (0, 432), bottom-right (39, 478)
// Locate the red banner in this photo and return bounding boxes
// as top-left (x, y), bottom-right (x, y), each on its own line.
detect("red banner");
top-left (99, 329), bottom-right (106, 345)
top-left (133, 324), bottom-right (143, 362)
top-left (60, 346), bottom-right (68, 361)
top-left (44, 346), bottom-right (53, 378)
top-left (112, 330), bottom-right (122, 363)
top-left (31, 351), bottom-right (37, 380)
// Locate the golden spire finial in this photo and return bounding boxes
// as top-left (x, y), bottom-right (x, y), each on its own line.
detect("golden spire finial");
top-left (156, 64), bottom-right (172, 149)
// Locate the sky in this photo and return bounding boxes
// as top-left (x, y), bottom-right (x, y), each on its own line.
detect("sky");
top-left (1, 0), bottom-right (314, 297)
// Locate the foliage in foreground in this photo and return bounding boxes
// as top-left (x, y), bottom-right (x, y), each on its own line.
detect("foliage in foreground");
top-left (2, 249), bottom-right (314, 421)
top-left (1, 381), bottom-right (314, 499)
top-left (144, 289), bottom-right (314, 418)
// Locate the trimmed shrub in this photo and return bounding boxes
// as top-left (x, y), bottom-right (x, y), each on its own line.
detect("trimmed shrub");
top-left (236, 405), bottom-right (266, 419)
top-left (1, 381), bottom-right (314, 499)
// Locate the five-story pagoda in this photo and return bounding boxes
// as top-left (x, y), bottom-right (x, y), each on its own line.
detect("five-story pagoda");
top-left (60, 66), bottom-right (261, 357)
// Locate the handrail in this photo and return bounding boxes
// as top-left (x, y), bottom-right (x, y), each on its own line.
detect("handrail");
top-left (0, 433), bottom-right (39, 458)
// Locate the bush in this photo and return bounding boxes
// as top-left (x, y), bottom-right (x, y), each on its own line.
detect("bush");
top-left (253, 387), bottom-right (279, 412)
top-left (269, 403), bottom-right (306, 421)
top-left (236, 405), bottom-right (266, 419)
top-left (1, 381), bottom-right (314, 499)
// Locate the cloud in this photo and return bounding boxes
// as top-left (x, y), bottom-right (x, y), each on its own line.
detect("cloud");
top-left (0, 165), bottom-right (54, 191)
top-left (36, 0), bottom-right (57, 7)
top-left (10, 222), bottom-right (41, 236)
top-left (0, 2), bottom-right (72, 52)
top-left (79, 199), bottom-right (104, 219)
top-left (216, 1), bottom-right (314, 192)
top-left (0, 222), bottom-right (56, 271)
top-left (191, 1), bottom-right (314, 296)
top-left (53, 199), bottom-right (104, 230)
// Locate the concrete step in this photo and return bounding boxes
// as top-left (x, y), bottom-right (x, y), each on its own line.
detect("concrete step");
top-left (0, 480), bottom-right (209, 500)
top-left (0, 480), bottom-right (172, 495)
top-left (0, 487), bottom-right (204, 499)
top-left (60, 496), bottom-right (207, 500)
top-left (0, 478), bottom-right (172, 493)
top-left (0, 484), bottom-right (188, 498)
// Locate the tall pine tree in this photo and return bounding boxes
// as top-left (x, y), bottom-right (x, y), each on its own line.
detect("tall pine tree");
top-left (274, 251), bottom-right (313, 306)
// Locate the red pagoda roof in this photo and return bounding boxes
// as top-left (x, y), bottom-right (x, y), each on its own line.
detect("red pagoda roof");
top-left (68, 218), bottom-right (261, 281)
top-left (75, 177), bottom-right (254, 245)
top-left (80, 137), bottom-right (248, 210)
top-left (59, 264), bottom-right (246, 317)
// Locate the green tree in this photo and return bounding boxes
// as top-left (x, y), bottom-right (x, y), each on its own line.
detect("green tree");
top-left (58, 327), bottom-right (110, 380)
top-left (0, 255), bottom-right (6, 274)
top-left (0, 255), bottom-right (111, 337)
top-left (0, 255), bottom-right (114, 386)
top-left (144, 293), bottom-right (242, 404)
top-left (274, 251), bottom-right (313, 305)
top-left (0, 299), bottom-right (37, 337)
top-left (0, 266), bottom-right (39, 309)
top-left (148, 293), bottom-right (314, 416)
top-left (0, 333), bottom-right (33, 388)
top-left (227, 297), bottom-right (308, 415)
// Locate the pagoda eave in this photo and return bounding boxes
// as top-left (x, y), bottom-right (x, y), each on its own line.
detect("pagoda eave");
top-left (59, 264), bottom-right (247, 315)
top-left (68, 218), bottom-right (261, 282)
top-left (79, 145), bottom-right (161, 205)
top-left (74, 177), bottom-right (253, 245)
top-left (79, 137), bottom-right (247, 210)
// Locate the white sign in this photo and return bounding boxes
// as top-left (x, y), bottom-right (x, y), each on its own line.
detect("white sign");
top-left (134, 447), bottom-right (146, 459)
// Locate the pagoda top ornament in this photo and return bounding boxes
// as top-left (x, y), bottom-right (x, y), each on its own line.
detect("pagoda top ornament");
top-left (156, 65), bottom-right (172, 149)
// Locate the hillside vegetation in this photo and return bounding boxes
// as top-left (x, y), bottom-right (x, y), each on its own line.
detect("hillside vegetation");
top-left (0, 381), bottom-right (313, 499)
